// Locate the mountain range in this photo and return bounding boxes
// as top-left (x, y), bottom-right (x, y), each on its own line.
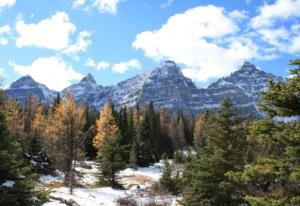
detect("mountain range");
top-left (5, 60), bottom-right (282, 116)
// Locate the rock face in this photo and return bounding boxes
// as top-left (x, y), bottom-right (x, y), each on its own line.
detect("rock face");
top-left (5, 75), bottom-right (56, 104)
top-left (62, 73), bottom-right (103, 104)
top-left (5, 61), bottom-right (282, 116)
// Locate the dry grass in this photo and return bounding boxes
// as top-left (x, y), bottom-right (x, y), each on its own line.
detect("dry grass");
top-left (43, 181), bottom-right (64, 189)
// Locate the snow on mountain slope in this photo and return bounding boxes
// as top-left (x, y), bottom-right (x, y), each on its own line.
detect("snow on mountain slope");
top-left (5, 61), bottom-right (282, 116)
top-left (5, 75), bottom-right (56, 104)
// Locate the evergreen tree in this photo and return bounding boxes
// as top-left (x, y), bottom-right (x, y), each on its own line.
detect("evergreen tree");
top-left (169, 113), bottom-right (185, 151)
top-left (159, 155), bottom-right (174, 192)
top-left (159, 108), bottom-right (173, 157)
top-left (181, 98), bottom-right (247, 206)
top-left (128, 110), bottom-right (137, 169)
top-left (94, 103), bottom-right (125, 186)
top-left (0, 91), bottom-right (46, 205)
top-left (83, 105), bottom-right (98, 159)
top-left (117, 106), bottom-right (131, 162)
top-left (231, 60), bottom-right (300, 205)
top-left (138, 102), bottom-right (161, 166)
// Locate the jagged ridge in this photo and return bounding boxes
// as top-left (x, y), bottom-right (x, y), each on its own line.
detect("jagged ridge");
top-left (5, 61), bottom-right (282, 116)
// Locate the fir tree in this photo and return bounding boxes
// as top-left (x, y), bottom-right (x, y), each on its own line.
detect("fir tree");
top-left (181, 98), bottom-right (247, 206)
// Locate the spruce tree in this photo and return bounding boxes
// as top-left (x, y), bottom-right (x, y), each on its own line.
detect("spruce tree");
top-left (181, 98), bottom-right (247, 206)
top-left (232, 60), bottom-right (300, 205)
top-left (0, 92), bottom-right (46, 205)
top-left (159, 155), bottom-right (174, 192)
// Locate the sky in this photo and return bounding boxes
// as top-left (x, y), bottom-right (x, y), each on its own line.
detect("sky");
top-left (0, 0), bottom-right (299, 91)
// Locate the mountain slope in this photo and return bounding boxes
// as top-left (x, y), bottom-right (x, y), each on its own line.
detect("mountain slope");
top-left (5, 61), bottom-right (282, 116)
top-left (5, 75), bottom-right (56, 103)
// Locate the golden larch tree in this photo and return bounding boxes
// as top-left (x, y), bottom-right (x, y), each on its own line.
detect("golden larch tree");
top-left (93, 103), bottom-right (119, 149)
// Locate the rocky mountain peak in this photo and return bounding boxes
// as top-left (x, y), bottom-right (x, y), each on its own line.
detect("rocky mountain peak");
top-left (10, 75), bottom-right (37, 89)
top-left (151, 60), bottom-right (182, 77)
top-left (238, 61), bottom-right (259, 73)
top-left (5, 61), bottom-right (281, 117)
top-left (80, 73), bottom-right (97, 85)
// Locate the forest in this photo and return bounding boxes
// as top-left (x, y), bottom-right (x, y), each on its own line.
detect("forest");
top-left (1, 59), bottom-right (300, 206)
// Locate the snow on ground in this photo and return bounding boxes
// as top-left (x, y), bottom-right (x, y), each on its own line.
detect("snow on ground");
top-left (2, 180), bottom-right (15, 188)
top-left (41, 160), bottom-right (180, 206)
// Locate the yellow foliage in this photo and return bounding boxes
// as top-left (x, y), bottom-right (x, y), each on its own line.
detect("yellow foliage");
top-left (93, 103), bottom-right (119, 149)
top-left (193, 114), bottom-right (208, 145)
top-left (4, 98), bottom-right (23, 136)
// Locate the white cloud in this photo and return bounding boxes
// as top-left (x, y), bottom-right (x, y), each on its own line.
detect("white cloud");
top-left (133, 5), bottom-right (261, 82)
top-left (74, 0), bottom-right (124, 15)
top-left (0, 0), bottom-right (15, 9)
top-left (93, 0), bottom-right (122, 14)
top-left (249, 0), bottom-right (300, 54)
top-left (0, 25), bottom-right (10, 35)
top-left (0, 25), bottom-right (11, 46)
top-left (112, 59), bottom-right (141, 73)
top-left (86, 58), bottom-right (110, 70)
top-left (62, 31), bottom-right (92, 55)
top-left (229, 10), bottom-right (248, 21)
top-left (250, 0), bottom-right (300, 29)
top-left (73, 0), bottom-right (86, 8)
top-left (10, 57), bottom-right (83, 91)
top-left (160, 0), bottom-right (175, 9)
top-left (16, 12), bottom-right (76, 50)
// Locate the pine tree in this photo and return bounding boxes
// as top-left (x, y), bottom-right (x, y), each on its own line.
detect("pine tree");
top-left (232, 60), bottom-right (300, 205)
top-left (181, 98), bottom-right (247, 206)
top-left (94, 103), bottom-right (125, 186)
top-left (0, 91), bottom-right (46, 205)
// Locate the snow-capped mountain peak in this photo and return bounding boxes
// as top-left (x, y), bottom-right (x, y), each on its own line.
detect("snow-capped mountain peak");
top-left (6, 75), bottom-right (56, 103)
top-left (5, 61), bottom-right (282, 116)
top-left (80, 73), bottom-right (97, 85)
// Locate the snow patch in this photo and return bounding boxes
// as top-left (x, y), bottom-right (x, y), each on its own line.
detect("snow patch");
top-left (2, 180), bottom-right (15, 188)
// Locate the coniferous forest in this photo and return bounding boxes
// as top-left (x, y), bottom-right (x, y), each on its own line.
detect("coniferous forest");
top-left (1, 60), bottom-right (300, 205)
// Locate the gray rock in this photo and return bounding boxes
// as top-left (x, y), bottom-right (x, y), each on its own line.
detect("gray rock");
top-left (5, 61), bottom-right (282, 116)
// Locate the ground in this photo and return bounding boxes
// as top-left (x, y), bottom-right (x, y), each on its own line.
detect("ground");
top-left (40, 160), bottom-right (181, 206)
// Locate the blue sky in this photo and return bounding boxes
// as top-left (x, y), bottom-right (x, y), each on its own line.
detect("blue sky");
top-left (0, 0), bottom-right (299, 91)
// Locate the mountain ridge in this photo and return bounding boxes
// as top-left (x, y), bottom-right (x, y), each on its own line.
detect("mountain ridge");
top-left (5, 61), bottom-right (282, 116)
